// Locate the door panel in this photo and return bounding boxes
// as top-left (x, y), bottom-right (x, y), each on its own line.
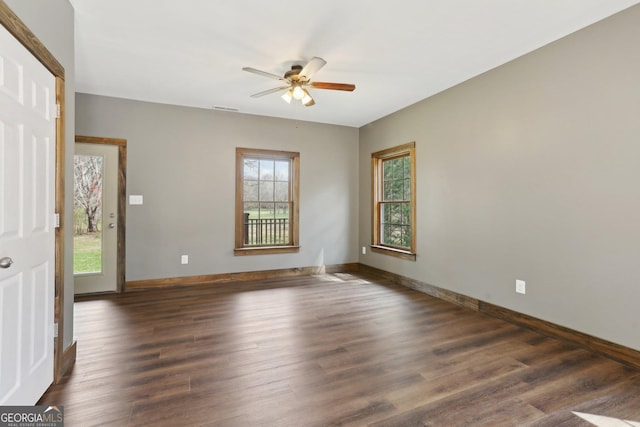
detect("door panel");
top-left (1, 121), bottom-right (22, 238)
top-left (0, 273), bottom-right (22, 399)
top-left (0, 25), bottom-right (56, 405)
top-left (32, 137), bottom-right (52, 232)
top-left (29, 263), bottom-right (51, 367)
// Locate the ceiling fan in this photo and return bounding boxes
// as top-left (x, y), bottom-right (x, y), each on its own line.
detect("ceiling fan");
top-left (242, 57), bottom-right (355, 107)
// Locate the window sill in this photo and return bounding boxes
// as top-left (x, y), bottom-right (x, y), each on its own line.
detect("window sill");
top-left (234, 246), bottom-right (300, 256)
top-left (370, 245), bottom-right (416, 261)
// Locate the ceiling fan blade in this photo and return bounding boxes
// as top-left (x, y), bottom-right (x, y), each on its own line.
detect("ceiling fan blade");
top-left (250, 86), bottom-right (290, 98)
top-left (309, 82), bottom-right (356, 92)
top-left (299, 57), bottom-right (327, 80)
top-left (243, 67), bottom-right (289, 82)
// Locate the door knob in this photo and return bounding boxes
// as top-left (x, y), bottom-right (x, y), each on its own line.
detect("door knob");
top-left (0, 257), bottom-right (14, 269)
top-left (109, 223), bottom-right (115, 229)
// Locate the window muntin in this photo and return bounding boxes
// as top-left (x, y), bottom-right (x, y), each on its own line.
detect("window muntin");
top-left (372, 142), bottom-right (416, 260)
top-left (235, 148), bottom-right (299, 255)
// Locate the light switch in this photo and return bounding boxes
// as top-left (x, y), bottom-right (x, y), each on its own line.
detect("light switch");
top-left (129, 195), bottom-right (143, 205)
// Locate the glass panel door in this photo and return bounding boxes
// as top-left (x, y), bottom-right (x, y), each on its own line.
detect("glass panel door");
top-left (73, 153), bottom-right (104, 274)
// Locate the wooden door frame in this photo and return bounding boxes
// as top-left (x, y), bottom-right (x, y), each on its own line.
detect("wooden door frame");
top-left (0, 2), bottom-right (69, 382)
top-left (75, 136), bottom-right (127, 293)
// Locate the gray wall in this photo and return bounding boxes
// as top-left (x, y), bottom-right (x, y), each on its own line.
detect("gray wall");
top-left (359, 5), bottom-right (640, 351)
top-left (5, 0), bottom-right (76, 350)
top-left (76, 95), bottom-right (360, 281)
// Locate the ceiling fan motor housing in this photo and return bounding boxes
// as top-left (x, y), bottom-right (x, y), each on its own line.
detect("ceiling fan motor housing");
top-left (285, 65), bottom-right (304, 81)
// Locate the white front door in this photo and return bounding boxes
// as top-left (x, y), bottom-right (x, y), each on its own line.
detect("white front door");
top-left (0, 26), bottom-right (56, 405)
top-left (74, 142), bottom-right (119, 294)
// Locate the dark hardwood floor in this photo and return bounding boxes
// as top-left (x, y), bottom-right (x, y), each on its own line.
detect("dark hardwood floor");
top-left (40, 272), bottom-right (640, 426)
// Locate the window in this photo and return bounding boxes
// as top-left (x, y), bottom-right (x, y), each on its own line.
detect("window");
top-left (371, 142), bottom-right (416, 260)
top-left (235, 148), bottom-right (300, 255)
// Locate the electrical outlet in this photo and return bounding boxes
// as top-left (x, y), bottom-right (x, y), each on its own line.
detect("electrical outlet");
top-left (181, 255), bottom-right (189, 265)
top-left (362, 246), bottom-right (367, 255)
top-left (516, 279), bottom-right (526, 294)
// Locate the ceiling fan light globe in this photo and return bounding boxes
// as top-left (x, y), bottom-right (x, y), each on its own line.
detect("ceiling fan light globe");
top-left (281, 90), bottom-right (293, 103)
top-left (301, 89), bottom-right (314, 105)
top-left (292, 85), bottom-right (305, 100)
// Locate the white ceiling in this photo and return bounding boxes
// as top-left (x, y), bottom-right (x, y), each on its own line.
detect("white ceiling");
top-left (70, 0), bottom-right (640, 128)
